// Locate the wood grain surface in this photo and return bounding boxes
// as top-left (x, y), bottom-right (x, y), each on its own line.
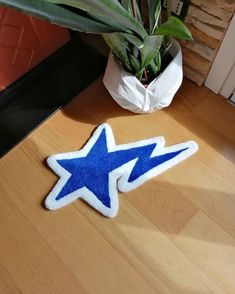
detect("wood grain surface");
top-left (0, 77), bottom-right (235, 293)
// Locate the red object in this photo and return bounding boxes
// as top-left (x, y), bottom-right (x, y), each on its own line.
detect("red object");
top-left (0, 7), bottom-right (70, 90)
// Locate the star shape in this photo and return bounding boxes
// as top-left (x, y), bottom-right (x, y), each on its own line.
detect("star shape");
top-left (45, 123), bottom-right (198, 217)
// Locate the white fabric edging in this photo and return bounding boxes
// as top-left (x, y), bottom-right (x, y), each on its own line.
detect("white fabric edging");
top-left (45, 124), bottom-right (198, 218)
top-left (103, 39), bottom-right (183, 113)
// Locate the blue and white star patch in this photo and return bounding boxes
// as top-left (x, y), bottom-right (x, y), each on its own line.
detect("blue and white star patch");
top-left (45, 123), bottom-right (198, 217)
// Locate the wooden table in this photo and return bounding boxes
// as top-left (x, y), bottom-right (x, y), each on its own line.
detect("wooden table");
top-left (0, 78), bottom-right (235, 293)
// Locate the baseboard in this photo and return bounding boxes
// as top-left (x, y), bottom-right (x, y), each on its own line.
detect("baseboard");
top-left (0, 37), bottom-right (106, 157)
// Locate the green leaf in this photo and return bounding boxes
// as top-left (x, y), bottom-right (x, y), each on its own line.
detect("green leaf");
top-left (161, 41), bottom-right (172, 58)
top-left (121, 0), bottom-right (132, 13)
top-left (87, 13), bottom-right (130, 33)
top-left (154, 52), bottom-right (161, 72)
top-left (102, 33), bottom-right (133, 73)
top-left (128, 52), bottom-right (141, 73)
top-left (156, 16), bottom-right (193, 40)
top-left (148, 61), bottom-right (156, 76)
top-left (122, 33), bottom-right (143, 48)
top-left (122, 0), bottom-right (142, 23)
top-left (140, 35), bottom-right (163, 70)
top-left (121, 0), bottom-right (142, 22)
top-left (48, 0), bottom-right (147, 39)
top-left (0, 0), bottom-right (122, 33)
top-left (147, 0), bottom-right (161, 33)
top-left (148, 52), bottom-right (161, 76)
top-left (136, 69), bottom-right (144, 81)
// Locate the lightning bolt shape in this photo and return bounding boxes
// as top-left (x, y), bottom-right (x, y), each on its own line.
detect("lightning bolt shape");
top-left (45, 123), bottom-right (198, 217)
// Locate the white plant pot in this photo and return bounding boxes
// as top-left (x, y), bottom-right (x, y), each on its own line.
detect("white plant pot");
top-left (103, 39), bottom-right (183, 113)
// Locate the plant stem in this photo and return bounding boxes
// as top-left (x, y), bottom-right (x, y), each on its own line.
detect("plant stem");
top-left (131, 0), bottom-right (137, 18)
top-left (167, 0), bottom-right (172, 18)
top-left (131, 0), bottom-right (148, 83)
top-left (144, 69), bottom-right (148, 82)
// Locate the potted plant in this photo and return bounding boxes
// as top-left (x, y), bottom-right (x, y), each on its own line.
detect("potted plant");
top-left (0, 0), bottom-right (192, 113)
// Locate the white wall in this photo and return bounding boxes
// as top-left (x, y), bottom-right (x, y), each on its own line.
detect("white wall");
top-left (205, 13), bottom-right (235, 96)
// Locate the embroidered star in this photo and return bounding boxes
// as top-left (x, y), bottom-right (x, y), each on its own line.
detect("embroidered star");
top-left (45, 123), bottom-right (198, 217)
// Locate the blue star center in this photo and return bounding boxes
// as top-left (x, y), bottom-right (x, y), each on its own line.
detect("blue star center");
top-left (55, 129), bottom-right (187, 208)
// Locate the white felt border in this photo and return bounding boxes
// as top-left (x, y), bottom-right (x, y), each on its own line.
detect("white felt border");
top-left (45, 123), bottom-right (198, 217)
